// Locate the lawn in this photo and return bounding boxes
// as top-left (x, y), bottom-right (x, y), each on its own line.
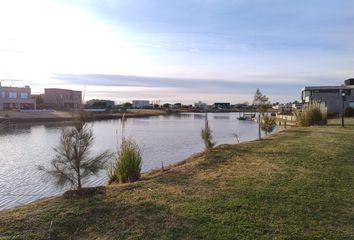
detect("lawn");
top-left (0, 120), bottom-right (353, 239)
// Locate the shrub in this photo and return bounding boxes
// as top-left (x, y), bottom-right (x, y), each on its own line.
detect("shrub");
top-left (260, 115), bottom-right (276, 135)
top-left (344, 107), bottom-right (354, 117)
top-left (295, 101), bottom-right (327, 126)
top-left (201, 113), bottom-right (215, 152)
top-left (108, 138), bottom-right (142, 184)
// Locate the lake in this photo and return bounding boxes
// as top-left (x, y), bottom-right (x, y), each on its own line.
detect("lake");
top-left (0, 112), bottom-right (273, 210)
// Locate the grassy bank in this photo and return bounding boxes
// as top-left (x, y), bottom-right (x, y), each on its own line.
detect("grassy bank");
top-left (1, 120), bottom-right (353, 239)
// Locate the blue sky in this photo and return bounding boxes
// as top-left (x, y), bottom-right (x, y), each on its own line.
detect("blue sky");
top-left (1, 0), bottom-right (354, 103)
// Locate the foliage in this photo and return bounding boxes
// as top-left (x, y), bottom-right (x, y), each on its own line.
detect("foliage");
top-left (344, 107), bottom-right (354, 117)
top-left (253, 88), bottom-right (269, 112)
top-left (260, 115), bottom-right (277, 135)
top-left (31, 95), bottom-right (48, 109)
top-left (108, 138), bottom-right (142, 184)
top-left (38, 114), bottom-right (112, 191)
top-left (201, 113), bottom-right (215, 151)
top-left (123, 102), bottom-right (132, 108)
top-left (86, 99), bottom-right (114, 109)
top-left (295, 101), bottom-right (328, 126)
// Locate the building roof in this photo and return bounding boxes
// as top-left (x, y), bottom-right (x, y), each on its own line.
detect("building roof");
top-left (302, 79), bottom-right (354, 91)
top-left (0, 85), bottom-right (31, 90)
top-left (301, 85), bottom-right (353, 91)
top-left (44, 88), bottom-right (82, 93)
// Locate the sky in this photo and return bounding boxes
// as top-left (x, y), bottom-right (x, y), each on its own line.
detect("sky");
top-left (0, 0), bottom-right (354, 104)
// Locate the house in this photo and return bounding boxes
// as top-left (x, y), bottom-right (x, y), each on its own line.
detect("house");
top-left (233, 103), bottom-right (249, 109)
top-left (0, 83), bottom-right (36, 110)
top-left (302, 78), bottom-right (354, 114)
top-left (43, 88), bottom-right (82, 110)
top-left (272, 104), bottom-right (285, 111)
top-left (272, 103), bottom-right (292, 112)
top-left (292, 103), bottom-right (303, 110)
top-left (132, 100), bottom-right (152, 109)
top-left (213, 102), bottom-right (231, 110)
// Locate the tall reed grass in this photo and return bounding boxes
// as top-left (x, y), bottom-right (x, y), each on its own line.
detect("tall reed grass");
top-left (295, 101), bottom-right (327, 126)
top-left (108, 113), bottom-right (142, 184)
top-left (108, 138), bottom-right (142, 184)
top-left (201, 113), bottom-right (215, 152)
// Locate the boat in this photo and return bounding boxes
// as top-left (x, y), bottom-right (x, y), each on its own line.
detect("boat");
top-left (237, 113), bottom-right (256, 120)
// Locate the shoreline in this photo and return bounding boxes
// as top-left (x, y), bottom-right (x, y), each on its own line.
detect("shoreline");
top-left (1, 119), bottom-right (353, 238)
top-left (0, 127), bottom-right (279, 211)
top-left (0, 109), bottom-right (278, 124)
top-left (0, 109), bottom-right (167, 124)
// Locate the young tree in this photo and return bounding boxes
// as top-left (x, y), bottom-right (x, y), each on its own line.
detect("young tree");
top-left (260, 115), bottom-right (277, 135)
top-left (253, 88), bottom-right (269, 112)
top-left (201, 113), bottom-right (215, 152)
top-left (253, 88), bottom-right (270, 139)
top-left (38, 115), bottom-right (111, 192)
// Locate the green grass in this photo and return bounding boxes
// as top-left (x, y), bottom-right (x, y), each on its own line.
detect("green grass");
top-left (1, 120), bottom-right (354, 239)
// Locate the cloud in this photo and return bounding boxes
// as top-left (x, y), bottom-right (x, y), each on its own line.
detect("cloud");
top-left (52, 73), bottom-right (304, 96)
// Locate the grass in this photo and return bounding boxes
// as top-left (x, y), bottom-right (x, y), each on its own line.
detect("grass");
top-left (1, 119), bottom-right (354, 239)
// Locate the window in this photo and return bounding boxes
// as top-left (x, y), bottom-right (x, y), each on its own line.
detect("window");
top-left (9, 92), bottom-right (17, 98)
top-left (0, 91), bottom-right (5, 98)
top-left (318, 89), bottom-right (339, 94)
top-left (349, 102), bottom-right (354, 109)
top-left (304, 90), bottom-right (312, 97)
top-left (20, 92), bottom-right (28, 99)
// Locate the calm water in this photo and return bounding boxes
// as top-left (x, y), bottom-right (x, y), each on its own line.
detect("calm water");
top-left (0, 112), bottom-right (272, 210)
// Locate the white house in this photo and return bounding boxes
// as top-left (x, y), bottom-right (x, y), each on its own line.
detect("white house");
top-left (132, 100), bottom-right (152, 108)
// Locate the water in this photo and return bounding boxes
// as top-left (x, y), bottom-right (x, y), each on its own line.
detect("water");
top-left (0, 112), bottom-right (271, 210)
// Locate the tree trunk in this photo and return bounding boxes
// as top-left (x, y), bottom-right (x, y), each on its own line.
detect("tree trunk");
top-left (258, 115), bottom-right (261, 140)
top-left (77, 170), bottom-right (82, 192)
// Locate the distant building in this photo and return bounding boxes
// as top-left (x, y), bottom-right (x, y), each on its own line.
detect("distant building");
top-left (43, 88), bottom-right (82, 110)
top-left (233, 103), bottom-right (249, 109)
top-left (213, 102), bottom-right (231, 110)
top-left (132, 100), bottom-right (151, 108)
top-left (302, 78), bottom-right (354, 114)
top-left (194, 101), bottom-right (208, 109)
top-left (0, 84), bottom-right (36, 110)
top-left (272, 103), bottom-right (292, 112)
top-left (292, 103), bottom-right (303, 110)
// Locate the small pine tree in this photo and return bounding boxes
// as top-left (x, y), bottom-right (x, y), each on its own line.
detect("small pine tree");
top-left (253, 88), bottom-right (269, 112)
top-left (201, 113), bottom-right (215, 152)
top-left (38, 114), bottom-right (112, 192)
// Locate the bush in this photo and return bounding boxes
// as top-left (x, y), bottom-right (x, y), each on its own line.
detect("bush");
top-left (344, 107), bottom-right (354, 117)
top-left (108, 138), bottom-right (142, 184)
top-left (295, 101), bottom-right (327, 126)
top-left (260, 115), bottom-right (276, 135)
